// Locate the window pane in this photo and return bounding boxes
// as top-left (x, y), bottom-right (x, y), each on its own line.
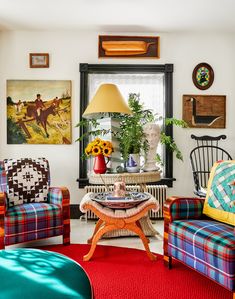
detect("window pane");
top-left (87, 73), bottom-right (165, 173)
top-left (88, 73), bottom-right (164, 117)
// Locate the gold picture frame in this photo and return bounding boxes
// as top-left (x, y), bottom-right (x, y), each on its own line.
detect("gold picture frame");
top-left (30, 53), bottom-right (49, 68)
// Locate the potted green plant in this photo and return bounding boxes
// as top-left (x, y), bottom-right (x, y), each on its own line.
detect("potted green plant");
top-left (115, 93), bottom-right (187, 172)
top-left (115, 93), bottom-right (153, 172)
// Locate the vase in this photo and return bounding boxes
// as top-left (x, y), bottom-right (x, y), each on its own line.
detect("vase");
top-left (93, 154), bottom-right (107, 174)
top-left (126, 154), bottom-right (140, 173)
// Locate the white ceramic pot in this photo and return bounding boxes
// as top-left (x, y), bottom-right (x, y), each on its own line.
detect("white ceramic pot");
top-left (126, 154), bottom-right (140, 173)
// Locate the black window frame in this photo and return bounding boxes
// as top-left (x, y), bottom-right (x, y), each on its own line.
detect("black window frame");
top-left (77, 63), bottom-right (174, 188)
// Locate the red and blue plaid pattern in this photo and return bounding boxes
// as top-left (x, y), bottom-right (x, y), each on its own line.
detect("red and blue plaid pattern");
top-left (48, 187), bottom-right (64, 205)
top-left (5, 202), bottom-right (63, 245)
top-left (169, 197), bottom-right (205, 221)
top-left (168, 219), bottom-right (235, 290)
top-left (0, 158), bottom-right (70, 248)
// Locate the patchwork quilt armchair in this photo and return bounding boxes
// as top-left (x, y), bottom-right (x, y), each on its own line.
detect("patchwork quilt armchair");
top-left (164, 160), bottom-right (235, 298)
top-left (0, 158), bottom-right (70, 248)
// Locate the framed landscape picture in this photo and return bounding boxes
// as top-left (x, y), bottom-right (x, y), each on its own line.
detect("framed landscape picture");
top-left (7, 80), bottom-right (72, 144)
top-left (30, 53), bottom-right (49, 68)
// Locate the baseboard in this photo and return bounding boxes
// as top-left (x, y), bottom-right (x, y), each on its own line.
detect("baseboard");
top-left (70, 204), bottom-right (84, 219)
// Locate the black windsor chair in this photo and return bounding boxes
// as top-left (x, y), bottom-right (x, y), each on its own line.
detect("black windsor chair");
top-left (190, 135), bottom-right (232, 197)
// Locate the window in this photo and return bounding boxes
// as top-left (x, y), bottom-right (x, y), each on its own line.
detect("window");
top-left (78, 63), bottom-right (174, 188)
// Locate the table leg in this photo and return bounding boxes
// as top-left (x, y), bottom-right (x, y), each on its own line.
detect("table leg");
top-left (136, 220), bottom-right (150, 243)
top-left (139, 183), bottom-right (147, 192)
top-left (125, 222), bottom-right (156, 261)
top-left (83, 224), bottom-right (117, 262)
top-left (139, 215), bottom-right (161, 237)
top-left (87, 219), bottom-right (104, 244)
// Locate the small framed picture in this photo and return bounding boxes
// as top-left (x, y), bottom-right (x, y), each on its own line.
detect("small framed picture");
top-left (30, 53), bottom-right (49, 68)
top-left (192, 62), bottom-right (214, 90)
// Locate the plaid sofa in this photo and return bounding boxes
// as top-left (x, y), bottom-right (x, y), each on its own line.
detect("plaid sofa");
top-left (164, 196), bottom-right (235, 296)
top-left (0, 158), bottom-right (70, 248)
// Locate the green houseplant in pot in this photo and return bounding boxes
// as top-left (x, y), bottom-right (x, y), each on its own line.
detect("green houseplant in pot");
top-left (116, 93), bottom-right (187, 172)
top-left (116, 93), bottom-right (154, 172)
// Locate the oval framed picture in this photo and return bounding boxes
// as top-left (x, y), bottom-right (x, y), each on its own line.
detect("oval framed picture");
top-left (192, 62), bottom-right (214, 90)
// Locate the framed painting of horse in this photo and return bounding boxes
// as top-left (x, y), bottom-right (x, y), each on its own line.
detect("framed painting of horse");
top-left (7, 80), bottom-right (72, 144)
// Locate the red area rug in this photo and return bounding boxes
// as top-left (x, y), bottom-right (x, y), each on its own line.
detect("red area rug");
top-left (42, 244), bottom-right (231, 299)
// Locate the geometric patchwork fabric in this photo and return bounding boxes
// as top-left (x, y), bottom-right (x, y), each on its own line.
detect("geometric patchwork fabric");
top-left (3, 158), bottom-right (49, 207)
top-left (203, 160), bottom-right (235, 226)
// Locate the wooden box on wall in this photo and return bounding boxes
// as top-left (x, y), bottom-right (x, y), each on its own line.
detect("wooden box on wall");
top-left (182, 95), bottom-right (226, 128)
top-left (98, 35), bottom-right (160, 58)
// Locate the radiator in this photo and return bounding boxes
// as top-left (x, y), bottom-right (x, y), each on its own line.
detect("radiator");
top-left (84, 184), bottom-right (167, 220)
top-left (146, 185), bottom-right (167, 219)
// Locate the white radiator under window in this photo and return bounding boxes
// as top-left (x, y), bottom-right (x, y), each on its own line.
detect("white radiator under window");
top-left (84, 185), bottom-right (167, 220)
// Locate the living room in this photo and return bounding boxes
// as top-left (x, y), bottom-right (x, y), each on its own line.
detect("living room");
top-left (0, 0), bottom-right (235, 298)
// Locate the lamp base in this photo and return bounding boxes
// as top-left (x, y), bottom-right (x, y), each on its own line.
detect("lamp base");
top-left (96, 117), bottom-right (122, 173)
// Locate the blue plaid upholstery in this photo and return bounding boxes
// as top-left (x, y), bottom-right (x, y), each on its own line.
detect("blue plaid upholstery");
top-left (168, 219), bottom-right (235, 290)
top-left (0, 158), bottom-right (70, 248)
top-left (164, 196), bottom-right (235, 295)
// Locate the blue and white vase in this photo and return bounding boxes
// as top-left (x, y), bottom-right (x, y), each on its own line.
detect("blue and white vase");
top-left (126, 154), bottom-right (140, 173)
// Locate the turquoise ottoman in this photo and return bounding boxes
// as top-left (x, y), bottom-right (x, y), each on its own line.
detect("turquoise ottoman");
top-left (0, 248), bottom-right (92, 299)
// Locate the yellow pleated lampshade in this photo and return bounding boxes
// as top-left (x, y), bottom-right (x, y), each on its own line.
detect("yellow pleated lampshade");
top-left (83, 83), bottom-right (132, 118)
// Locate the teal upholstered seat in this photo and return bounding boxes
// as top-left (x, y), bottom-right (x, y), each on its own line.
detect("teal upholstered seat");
top-left (0, 249), bottom-right (92, 299)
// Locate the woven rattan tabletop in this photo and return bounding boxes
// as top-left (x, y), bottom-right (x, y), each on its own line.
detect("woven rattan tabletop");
top-left (88, 171), bottom-right (161, 185)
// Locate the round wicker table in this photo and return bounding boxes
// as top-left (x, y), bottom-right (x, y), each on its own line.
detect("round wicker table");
top-left (88, 171), bottom-right (161, 191)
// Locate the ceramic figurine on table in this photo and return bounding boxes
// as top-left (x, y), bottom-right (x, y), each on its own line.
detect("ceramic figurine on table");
top-left (112, 180), bottom-right (126, 198)
top-left (143, 123), bottom-right (160, 172)
top-left (126, 154), bottom-right (140, 173)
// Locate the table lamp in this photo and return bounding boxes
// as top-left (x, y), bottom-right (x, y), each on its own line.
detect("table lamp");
top-left (83, 83), bottom-right (132, 172)
top-left (83, 83), bottom-right (132, 118)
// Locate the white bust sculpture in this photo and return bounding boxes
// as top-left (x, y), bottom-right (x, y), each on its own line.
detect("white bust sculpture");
top-left (143, 123), bottom-right (160, 172)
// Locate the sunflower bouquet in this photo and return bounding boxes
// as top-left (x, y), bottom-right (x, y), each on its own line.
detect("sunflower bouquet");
top-left (85, 138), bottom-right (114, 157)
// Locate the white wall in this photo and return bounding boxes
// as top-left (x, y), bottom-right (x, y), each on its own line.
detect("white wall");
top-left (0, 30), bottom-right (234, 203)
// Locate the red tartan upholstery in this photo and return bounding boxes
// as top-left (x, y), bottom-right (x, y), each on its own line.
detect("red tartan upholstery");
top-left (0, 158), bottom-right (70, 248)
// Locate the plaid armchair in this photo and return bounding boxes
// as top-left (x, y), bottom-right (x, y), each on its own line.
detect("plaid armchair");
top-left (0, 158), bottom-right (70, 248)
top-left (164, 196), bottom-right (235, 297)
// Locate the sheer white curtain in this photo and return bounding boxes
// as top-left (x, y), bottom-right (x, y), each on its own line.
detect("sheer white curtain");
top-left (88, 73), bottom-right (164, 118)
